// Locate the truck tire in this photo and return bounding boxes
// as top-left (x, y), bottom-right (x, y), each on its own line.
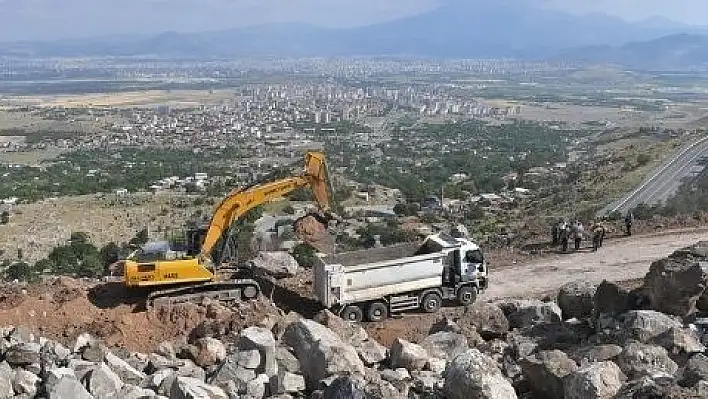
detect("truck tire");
top-left (340, 305), bottom-right (363, 323)
top-left (367, 302), bottom-right (388, 322)
top-left (457, 285), bottom-right (478, 306)
top-left (421, 292), bottom-right (442, 313)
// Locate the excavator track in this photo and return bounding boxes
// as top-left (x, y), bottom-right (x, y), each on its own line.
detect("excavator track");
top-left (145, 279), bottom-right (261, 309)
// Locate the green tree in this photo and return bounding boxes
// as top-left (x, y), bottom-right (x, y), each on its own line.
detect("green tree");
top-left (0, 211), bottom-right (9, 225)
top-left (70, 231), bottom-right (90, 245)
top-left (283, 205), bottom-right (295, 215)
top-left (129, 229), bottom-right (150, 247)
top-left (291, 243), bottom-right (317, 268)
top-left (76, 254), bottom-right (104, 278)
top-left (100, 242), bottom-right (122, 267)
top-left (6, 261), bottom-right (34, 282)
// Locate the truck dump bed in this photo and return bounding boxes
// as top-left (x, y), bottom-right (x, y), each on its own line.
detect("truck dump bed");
top-left (313, 238), bottom-right (455, 308)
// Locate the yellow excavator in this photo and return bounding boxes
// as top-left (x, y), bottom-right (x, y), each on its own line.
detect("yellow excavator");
top-left (122, 151), bottom-right (334, 308)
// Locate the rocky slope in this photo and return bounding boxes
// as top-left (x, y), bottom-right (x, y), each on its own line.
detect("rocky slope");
top-left (1, 241), bottom-right (708, 398)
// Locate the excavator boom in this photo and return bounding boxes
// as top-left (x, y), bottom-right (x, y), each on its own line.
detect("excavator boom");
top-left (122, 151), bottom-right (333, 308)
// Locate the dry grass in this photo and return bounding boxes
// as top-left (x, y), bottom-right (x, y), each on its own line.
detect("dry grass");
top-left (6, 89), bottom-right (243, 108)
top-left (0, 148), bottom-right (65, 165)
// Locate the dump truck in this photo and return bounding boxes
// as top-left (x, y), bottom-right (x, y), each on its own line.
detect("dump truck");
top-left (313, 232), bottom-right (488, 322)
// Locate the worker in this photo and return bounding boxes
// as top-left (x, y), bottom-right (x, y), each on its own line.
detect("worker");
top-left (591, 220), bottom-right (606, 252)
top-left (551, 222), bottom-right (560, 246)
top-left (572, 221), bottom-right (584, 251)
top-left (559, 222), bottom-right (570, 252)
top-left (624, 211), bottom-right (634, 236)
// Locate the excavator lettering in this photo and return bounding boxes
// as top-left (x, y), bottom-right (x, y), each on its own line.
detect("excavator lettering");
top-left (122, 151), bottom-right (334, 308)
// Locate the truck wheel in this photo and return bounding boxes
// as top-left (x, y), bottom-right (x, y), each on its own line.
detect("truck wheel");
top-left (421, 292), bottom-right (442, 313)
top-left (457, 286), bottom-right (478, 306)
top-left (340, 305), bottom-right (363, 323)
top-left (367, 302), bottom-right (388, 322)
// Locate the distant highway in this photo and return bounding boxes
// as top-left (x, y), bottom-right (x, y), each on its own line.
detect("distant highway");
top-left (599, 137), bottom-right (708, 216)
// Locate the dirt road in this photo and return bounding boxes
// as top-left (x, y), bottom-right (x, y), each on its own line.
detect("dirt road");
top-left (485, 228), bottom-right (708, 300)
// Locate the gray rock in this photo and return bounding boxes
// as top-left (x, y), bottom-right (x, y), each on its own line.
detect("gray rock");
top-left (558, 281), bottom-right (598, 320)
top-left (43, 368), bottom-right (76, 393)
top-left (245, 374), bottom-right (269, 399)
top-left (176, 359), bottom-right (206, 381)
top-left (170, 376), bottom-right (228, 399)
top-left (680, 353), bottom-right (708, 388)
top-left (314, 309), bottom-right (368, 347)
top-left (322, 375), bottom-right (366, 399)
top-left (68, 358), bottom-right (98, 381)
top-left (12, 369), bottom-right (38, 397)
top-left (119, 384), bottom-right (158, 399)
top-left (105, 351), bottom-right (146, 385)
top-left (615, 374), bottom-right (696, 398)
top-left (239, 327), bottom-right (278, 377)
top-left (426, 358), bottom-right (447, 375)
top-left (616, 342), bottom-right (678, 379)
top-left (148, 353), bottom-right (184, 371)
top-left (155, 341), bottom-right (176, 359)
top-left (429, 317), bottom-right (462, 334)
top-left (420, 332), bottom-right (468, 362)
top-left (563, 361), bottom-right (625, 399)
top-left (250, 251), bottom-right (299, 278)
top-left (594, 280), bottom-right (632, 316)
top-left (499, 299), bottom-right (563, 329)
top-left (460, 303), bottom-right (509, 340)
top-left (643, 242), bottom-right (708, 317)
top-left (519, 350), bottom-right (578, 399)
top-left (568, 344), bottom-right (623, 365)
top-left (0, 362), bottom-right (14, 398)
top-left (619, 310), bottom-right (683, 343)
top-left (650, 327), bottom-right (705, 364)
top-left (275, 346), bottom-right (300, 374)
top-left (381, 368), bottom-right (410, 383)
top-left (390, 338), bottom-right (429, 372)
top-left (190, 337), bottom-right (226, 368)
top-left (48, 376), bottom-right (93, 399)
top-left (237, 349), bottom-right (262, 370)
top-left (142, 368), bottom-right (174, 391)
top-left (282, 319), bottom-right (365, 388)
top-left (84, 363), bottom-right (124, 399)
top-left (48, 341), bottom-right (72, 363)
top-left (270, 371), bottom-right (306, 394)
top-left (443, 349), bottom-right (517, 399)
top-left (361, 371), bottom-right (402, 399)
top-left (5, 343), bottom-right (41, 366)
top-left (210, 360), bottom-right (256, 392)
top-left (73, 333), bottom-right (96, 353)
top-left (82, 341), bottom-right (106, 363)
top-left (410, 370), bottom-right (443, 397)
top-left (9, 326), bottom-right (33, 344)
top-left (356, 340), bottom-right (387, 366)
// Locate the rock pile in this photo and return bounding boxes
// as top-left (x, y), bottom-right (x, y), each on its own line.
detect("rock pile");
top-left (3, 241), bottom-right (708, 398)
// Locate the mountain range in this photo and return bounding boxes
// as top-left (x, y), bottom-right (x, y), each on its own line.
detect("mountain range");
top-left (1, 0), bottom-right (707, 69)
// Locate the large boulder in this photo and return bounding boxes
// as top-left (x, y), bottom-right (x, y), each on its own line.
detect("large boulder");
top-left (499, 299), bottom-right (563, 329)
top-left (459, 303), bottom-right (509, 340)
top-left (282, 319), bottom-right (365, 388)
top-left (420, 332), bottom-right (468, 362)
top-left (443, 349), bottom-right (517, 399)
top-left (568, 344), bottom-right (623, 365)
top-left (643, 241), bottom-right (708, 317)
top-left (593, 280), bottom-right (632, 316)
top-left (170, 376), bottom-right (228, 399)
top-left (615, 342), bottom-right (678, 379)
top-left (250, 251), bottom-right (299, 278)
top-left (650, 327), bottom-right (705, 365)
top-left (563, 361), bottom-right (626, 399)
top-left (390, 338), bottom-right (429, 372)
top-left (356, 340), bottom-right (387, 366)
top-left (0, 362), bottom-right (14, 398)
top-left (83, 363), bottom-right (124, 399)
top-left (680, 353), bottom-right (708, 388)
top-left (558, 281), bottom-right (598, 320)
top-left (616, 375), bottom-right (697, 398)
top-left (239, 327), bottom-right (278, 377)
top-left (48, 377), bottom-right (93, 399)
top-left (12, 369), bottom-right (39, 397)
top-left (104, 352), bottom-right (146, 385)
top-left (321, 375), bottom-right (366, 399)
top-left (618, 310), bottom-right (682, 343)
top-left (519, 350), bottom-right (578, 399)
top-left (5, 342), bottom-right (40, 366)
top-left (190, 337), bottom-right (226, 368)
top-left (314, 309), bottom-right (368, 347)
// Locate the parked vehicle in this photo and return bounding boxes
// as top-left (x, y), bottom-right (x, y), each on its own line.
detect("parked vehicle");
top-left (313, 233), bottom-right (488, 322)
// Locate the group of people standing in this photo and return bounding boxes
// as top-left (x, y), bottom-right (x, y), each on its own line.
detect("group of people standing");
top-left (551, 211), bottom-right (635, 253)
top-left (551, 219), bottom-right (607, 252)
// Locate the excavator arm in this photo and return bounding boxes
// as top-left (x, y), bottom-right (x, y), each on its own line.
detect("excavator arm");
top-left (199, 150), bottom-right (333, 263)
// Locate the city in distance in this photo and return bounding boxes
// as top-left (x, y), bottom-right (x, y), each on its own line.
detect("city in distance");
top-left (1, 1), bottom-right (708, 398)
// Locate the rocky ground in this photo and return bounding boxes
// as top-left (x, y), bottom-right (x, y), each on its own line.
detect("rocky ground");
top-left (0, 235), bottom-right (707, 397)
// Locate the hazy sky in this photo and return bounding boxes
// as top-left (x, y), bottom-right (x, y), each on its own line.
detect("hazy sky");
top-left (0, 0), bottom-right (706, 41)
